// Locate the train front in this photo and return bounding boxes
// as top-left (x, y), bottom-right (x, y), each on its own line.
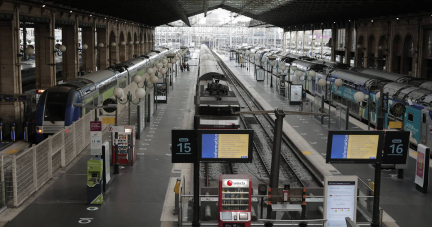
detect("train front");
top-left (35, 86), bottom-right (81, 142)
top-left (196, 46), bottom-right (240, 129)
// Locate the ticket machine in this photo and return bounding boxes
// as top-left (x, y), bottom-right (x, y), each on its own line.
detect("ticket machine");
top-left (87, 157), bottom-right (103, 205)
top-left (111, 125), bottom-right (136, 166)
top-left (219, 175), bottom-right (252, 227)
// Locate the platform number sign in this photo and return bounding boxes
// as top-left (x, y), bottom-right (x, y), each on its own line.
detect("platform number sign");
top-left (382, 131), bottom-right (410, 164)
top-left (177, 141), bottom-right (191, 153)
top-left (172, 130), bottom-right (197, 163)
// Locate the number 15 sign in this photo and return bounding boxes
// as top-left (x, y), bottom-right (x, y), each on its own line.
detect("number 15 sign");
top-left (172, 130), bottom-right (197, 163)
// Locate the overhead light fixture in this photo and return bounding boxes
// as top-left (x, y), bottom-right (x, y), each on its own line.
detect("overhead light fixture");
top-left (396, 18), bottom-right (399, 20)
top-left (348, 20), bottom-right (351, 22)
top-left (70, 11), bottom-right (72, 13)
top-left (371, 20), bottom-right (373, 22)
top-left (42, 5), bottom-right (46, 7)
top-left (90, 15), bottom-right (92, 17)
top-left (104, 17), bottom-right (107, 19)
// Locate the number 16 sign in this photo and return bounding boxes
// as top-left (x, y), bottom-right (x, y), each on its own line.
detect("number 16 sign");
top-left (382, 131), bottom-right (411, 164)
top-left (171, 130), bottom-right (197, 163)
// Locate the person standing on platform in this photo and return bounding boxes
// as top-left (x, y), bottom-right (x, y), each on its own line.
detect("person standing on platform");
top-left (180, 64), bottom-right (184, 72)
top-left (186, 63), bottom-right (190, 71)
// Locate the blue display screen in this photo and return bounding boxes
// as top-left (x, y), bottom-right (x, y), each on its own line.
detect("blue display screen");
top-left (202, 134), bottom-right (218, 158)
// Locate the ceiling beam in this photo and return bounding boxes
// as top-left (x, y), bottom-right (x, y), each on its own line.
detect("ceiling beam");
top-left (159, 0), bottom-right (191, 27)
top-left (203, 0), bottom-right (209, 17)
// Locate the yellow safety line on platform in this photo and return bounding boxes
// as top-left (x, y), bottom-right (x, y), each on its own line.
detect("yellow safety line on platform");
top-left (7, 149), bottom-right (19, 154)
top-left (302, 151), bottom-right (311, 155)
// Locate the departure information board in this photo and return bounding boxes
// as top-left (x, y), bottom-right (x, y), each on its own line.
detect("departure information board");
top-left (198, 130), bottom-right (253, 163)
top-left (324, 176), bottom-right (358, 227)
top-left (326, 131), bottom-right (384, 163)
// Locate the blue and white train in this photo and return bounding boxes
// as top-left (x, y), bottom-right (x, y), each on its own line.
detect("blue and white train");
top-left (238, 46), bottom-right (432, 146)
top-left (35, 47), bottom-right (186, 142)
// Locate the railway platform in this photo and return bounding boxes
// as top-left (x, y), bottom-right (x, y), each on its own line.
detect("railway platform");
top-left (0, 141), bottom-right (31, 158)
top-left (215, 51), bottom-right (432, 227)
top-left (0, 52), bottom-right (199, 227)
top-left (0, 48), bottom-right (429, 227)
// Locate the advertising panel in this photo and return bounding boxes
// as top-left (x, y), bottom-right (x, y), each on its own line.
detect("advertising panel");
top-left (289, 84), bottom-right (303, 104)
top-left (155, 83), bottom-right (168, 103)
top-left (198, 130), bottom-right (253, 163)
top-left (415, 144), bottom-right (430, 193)
top-left (326, 131), bottom-right (384, 163)
top-left (256, 68), bottom-right (265, 81)
top-left (90, 121), bottom-right (102, 155)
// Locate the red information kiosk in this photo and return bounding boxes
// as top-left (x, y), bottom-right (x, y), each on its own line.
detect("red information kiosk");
top-left (219, 175), bottom-right (252, 227)
top-left (111, 125), bottom-right (136, 166)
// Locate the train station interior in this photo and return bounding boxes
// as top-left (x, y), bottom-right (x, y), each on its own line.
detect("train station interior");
top-left (0, 0), bottom-right (432, 226)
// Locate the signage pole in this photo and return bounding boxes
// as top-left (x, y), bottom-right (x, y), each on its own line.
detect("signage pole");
top-left (371, 87), bottom-right (384, 227)
top-left (192, 161), bottom-right (200, 227)
top-left (267, 109), bottom-right (286, 219)
top-left (270, 67), bottom-right (273, 88)
top-left (114, 132), bottom-right (120, 174)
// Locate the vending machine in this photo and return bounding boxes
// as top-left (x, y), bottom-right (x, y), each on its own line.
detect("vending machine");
top-left (219, 175), bottom-right (252, 227)
top-left (87, 157), bottom-right (103, 205)
top-left (111, 125), bottom-right (136, 166)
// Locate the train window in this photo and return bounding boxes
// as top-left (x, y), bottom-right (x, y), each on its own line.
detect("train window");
top-left (423, 113), bottom-right (427, 123)
top-left (44, 92), bottom-right (68, 122)
top-left (408, 113), bottom-right (414, 122)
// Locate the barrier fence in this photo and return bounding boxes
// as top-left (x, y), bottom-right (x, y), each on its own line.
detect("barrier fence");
top-left (1, 110), bottom-right (94, 207)
top-left (0, 79), bottom-right (154, 208)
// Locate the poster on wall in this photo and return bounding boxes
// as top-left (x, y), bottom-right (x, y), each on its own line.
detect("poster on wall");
top-left (154, 83), bottom-right (167, 103)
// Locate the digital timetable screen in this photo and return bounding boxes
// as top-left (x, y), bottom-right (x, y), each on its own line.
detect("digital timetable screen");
top-left (326, 131), bottom-right (384, 164)
top-left (198, 130), bottom-right (253, 163)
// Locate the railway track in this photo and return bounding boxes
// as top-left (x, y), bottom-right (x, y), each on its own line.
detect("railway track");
top-left (212, 50), bottom-right (324, 188)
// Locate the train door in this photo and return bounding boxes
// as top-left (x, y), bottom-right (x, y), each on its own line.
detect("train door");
top-left (404, 107), bottom-right (421, 145)
top-left (421, 108), bottom-right (432, 148)
top-left (311, 78), bottom-right (316, 95)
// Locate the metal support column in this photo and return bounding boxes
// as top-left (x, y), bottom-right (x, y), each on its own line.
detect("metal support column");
top-left (192, 161), bottom-right (200, 226)
top-left (267, 109), bottom-right (286, 219)
top-left (114, 132), bottom-right (119, 174)
top-left (371, 87), bottom-right (384, 227)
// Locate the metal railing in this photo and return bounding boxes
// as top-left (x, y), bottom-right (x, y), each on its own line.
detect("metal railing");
top-left (0, 80), bottom-right (150, 208)
top-left (177, 178), bottom-right (379, 226)
top-left (2, 111), bottom-right (93, 207)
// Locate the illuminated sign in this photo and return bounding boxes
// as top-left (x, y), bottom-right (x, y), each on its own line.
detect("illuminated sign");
top-left (222, 179), bottom-right (249, 188)
top-left (289, 84), bottom-right (303, 104)
top-left (324, 176), bottom-right (358, 227)
top-left (415, 144), bottom-right (430, 194)
top-left (198, 130), bottom-right (253, 163)
top-left (326, 131), bottom-right (384, 163)
top-left (171, 130), bottom-right (197, 163)
top-left (154, 83), bottom-right (167, 103)
top-left (382, 131), bottom-right (410, 164)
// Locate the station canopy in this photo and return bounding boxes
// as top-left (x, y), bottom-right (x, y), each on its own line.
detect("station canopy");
top-left (34, 0), bottom-right (431, 28)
